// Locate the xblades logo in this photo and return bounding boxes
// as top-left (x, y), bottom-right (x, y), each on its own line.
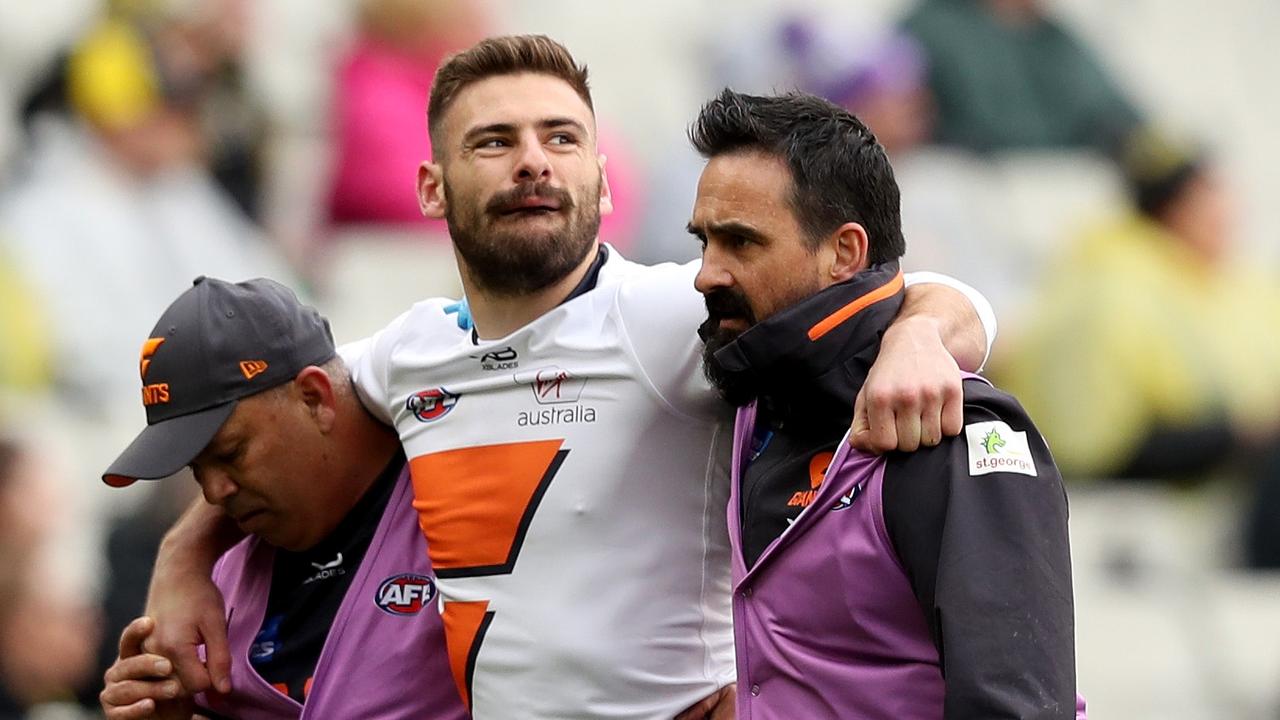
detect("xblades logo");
top-left (472, 346), bottom-right (519, 371)
top-left (311, 553), bottom-right (343, 571)
top-left (304, 553), bottom-right (344, 584)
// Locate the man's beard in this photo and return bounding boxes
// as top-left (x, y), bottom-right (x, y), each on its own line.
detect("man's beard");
top-left (698, 287), bottom-right (761, 407)
top-left (446, 180), bottom-right (601, 297)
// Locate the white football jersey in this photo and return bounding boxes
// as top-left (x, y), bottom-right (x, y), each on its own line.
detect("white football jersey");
top-left (344, 247), bottom-right (995, 719)
top-left (347, 249), bottom-right (734, 719)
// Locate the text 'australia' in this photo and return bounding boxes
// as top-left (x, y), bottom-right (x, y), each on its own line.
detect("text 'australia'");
top-left (518, 406), bottom-right (597, 426)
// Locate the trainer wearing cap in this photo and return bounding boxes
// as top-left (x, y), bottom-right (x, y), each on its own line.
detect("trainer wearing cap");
top-left (103, 275), bottom-right (338, 490)
top-left (99, 277), bottom-right (467, 720)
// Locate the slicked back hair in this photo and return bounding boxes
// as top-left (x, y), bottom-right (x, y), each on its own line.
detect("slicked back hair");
top-left (428, 35), bottom-right (593, 150)
top-left (689, 89), bottom-right (905, 263)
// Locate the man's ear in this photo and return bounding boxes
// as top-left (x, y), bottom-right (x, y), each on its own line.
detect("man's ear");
top-left (828, 222), bottom-right (870, 283)
top-left (293, 366), bottom-right (337, 433)
top-left (597, 153), bottom-right (614, 217)
top-left (418, 162), bottom-right (447, 219)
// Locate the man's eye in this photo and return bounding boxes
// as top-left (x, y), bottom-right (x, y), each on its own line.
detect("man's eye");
top-left (728, 234), bottom-right (751, 248)
top-left (479, 138), bottom-right (508, 148)
top-left (548, 133), bottom-right (576, 145)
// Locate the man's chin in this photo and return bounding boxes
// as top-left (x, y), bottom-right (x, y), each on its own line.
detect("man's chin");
top-left (716, 318), bottom-right (749, 336)
top-left (699, 330), bottom-right (758, 407)
top-left (698, 317), bottom-right (744, 348)
top-left (483, 220), bottom-right (575, 252)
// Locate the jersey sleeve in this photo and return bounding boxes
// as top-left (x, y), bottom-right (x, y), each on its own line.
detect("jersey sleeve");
top-left (614, 259), bottom-right (723, 421)
top-left (882, 381), bottom-right (1077, 719)
top-left (339, 310), bottom-right (411, 426)
top-left (903, 270), bottom-right (998, 369)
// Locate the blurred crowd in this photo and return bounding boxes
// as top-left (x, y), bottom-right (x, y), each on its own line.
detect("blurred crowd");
top-left (0, 0), bottom-right (1276, 717)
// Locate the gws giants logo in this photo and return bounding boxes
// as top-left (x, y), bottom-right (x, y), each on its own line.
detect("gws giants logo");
top-left (374, 573), bottom-right (437, 616)
top-left (406, 388), bottom-right (458, 423)
top-left (787, 450), bottom-right (834, 508)
top-left (139, 337), bottom-right (170, 406)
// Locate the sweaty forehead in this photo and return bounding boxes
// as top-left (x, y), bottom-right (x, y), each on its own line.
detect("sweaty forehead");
top-left (439, 73), bottom-right (596, 144)
top-left (692, 151), bottom-right (794, 226)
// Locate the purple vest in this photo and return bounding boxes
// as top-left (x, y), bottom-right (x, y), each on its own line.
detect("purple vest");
top-left (729, 399), bottom-right (1087, 719)
top-left (730, 402), bottom-right (944, 720)
top-left (197, 468), bottom-right (470, 720)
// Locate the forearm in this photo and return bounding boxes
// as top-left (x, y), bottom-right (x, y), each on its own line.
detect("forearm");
top-left (898, 275), bottom-right (993, 373)
top-left (144, 499), bottom-right (243, 694)
top-left (150, 499), bottom-right (243, 603)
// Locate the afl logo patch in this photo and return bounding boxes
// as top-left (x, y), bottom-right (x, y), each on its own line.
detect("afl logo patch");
top-left (406, 388), bottom-right (458, 422)
top-left (375, 574), bottom-right (436, 615)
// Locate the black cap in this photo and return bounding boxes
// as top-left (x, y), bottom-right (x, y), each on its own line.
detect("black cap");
top-left (103, 277), bottom-right (335, 487)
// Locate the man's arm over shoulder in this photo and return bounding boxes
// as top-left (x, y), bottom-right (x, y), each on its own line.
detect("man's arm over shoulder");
top-left (900, 271), bottom-right (996, 373)
top-left (340, 304), bottom-right (431, 426)
top-left (883, 380), bottom-right (1077, 719)
top-left (615, 262), bottom-right (997, 425)
top-left (852, 271), bottom-right (996, 453)
top-left (146, 500), bottom-right (244, 695)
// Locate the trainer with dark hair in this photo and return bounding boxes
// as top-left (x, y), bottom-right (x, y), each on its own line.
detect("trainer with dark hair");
top-left (688, 89), bottom-right (1086, 719)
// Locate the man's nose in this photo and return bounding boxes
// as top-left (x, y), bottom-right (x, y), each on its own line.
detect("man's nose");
top-left (513, 134), bottom-right (552, 183)
top-left (694, 246), bottom-right (734, 295)
top-left (195, 468), bottom-right (238, 506)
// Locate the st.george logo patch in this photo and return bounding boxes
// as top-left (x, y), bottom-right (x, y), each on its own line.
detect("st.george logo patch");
top-left (965, 420), bottom-right (1037, 477)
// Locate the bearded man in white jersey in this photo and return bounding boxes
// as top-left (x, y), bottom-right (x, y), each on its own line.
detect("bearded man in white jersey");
top-left (130, 35), bottom-right (995, 720)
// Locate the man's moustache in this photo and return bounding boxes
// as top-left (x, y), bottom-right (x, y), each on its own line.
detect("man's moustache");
top-left (698, 288), bottom-right (755, 342)
top-left (486, 183), bottom-right (574, 214)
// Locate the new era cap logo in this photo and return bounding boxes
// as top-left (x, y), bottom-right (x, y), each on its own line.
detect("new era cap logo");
top-left (240, 360), bottom-right (269, 380)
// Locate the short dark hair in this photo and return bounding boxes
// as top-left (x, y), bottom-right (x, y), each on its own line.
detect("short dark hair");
top-left (429, 35), bottom-right (593, 149)
top-left (688, 89), bottom-right (905, 263)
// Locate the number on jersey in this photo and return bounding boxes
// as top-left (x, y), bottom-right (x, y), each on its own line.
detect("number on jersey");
top-left (408, 439), bottom-right (567, 709)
